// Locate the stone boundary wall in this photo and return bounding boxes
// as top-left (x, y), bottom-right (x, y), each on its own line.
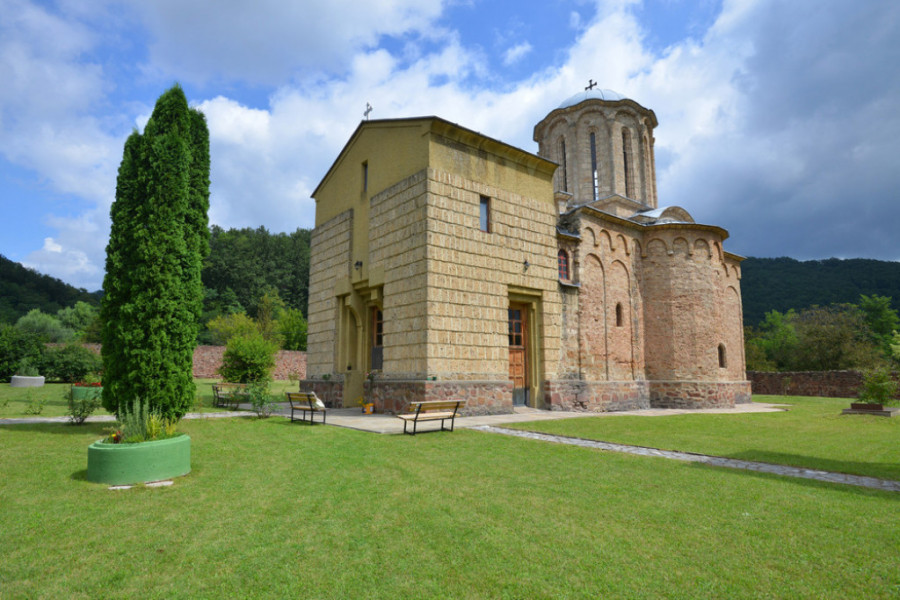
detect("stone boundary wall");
top-left (747, 370), bottom-right (900, 399)
top-left (64, 344), bottom-right (306, 381)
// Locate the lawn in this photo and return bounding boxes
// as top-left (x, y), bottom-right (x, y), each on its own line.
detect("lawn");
top-left (0, 379), bottom-right (299, 419)
top-left (506, 395), bottom-right (900, 482)
top-left (1, 413), bottom-right (898, 599)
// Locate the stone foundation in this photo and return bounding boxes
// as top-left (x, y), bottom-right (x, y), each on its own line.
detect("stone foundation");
top-left (365, 380), bottom-right (513, 416)
top-left (649, 380), bottom-right (751, 409)
top-left (300, 379), bottom-right (344, 408)
top-left (543, 380), bottom-right (650, 412)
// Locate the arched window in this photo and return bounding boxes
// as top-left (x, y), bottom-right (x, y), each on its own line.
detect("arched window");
top-left (559, 138), bottom-right (568, 192)
top-left (718, 344), bottom-right (727, 368)
top-left (589, 132), bottom-right (599, 201)
top-left (558, 249), bottom-right (570, 281)
top-left (622, 128), bottom-right (634, 199)
top-left (615, 303), bottom-right (623, 327)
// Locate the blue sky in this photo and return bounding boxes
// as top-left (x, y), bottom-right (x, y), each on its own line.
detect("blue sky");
top-left (2, 0), bottom-right (899, 291)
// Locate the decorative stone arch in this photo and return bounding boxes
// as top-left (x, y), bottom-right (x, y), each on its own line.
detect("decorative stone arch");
top-left (694, 238), bottom-right (712, 258)
top-left (616, 233), bottom-right (630, 255)
top-left (672, 237), bottom-right (691, 258)
top-left (586, 226), bottom-right (599, 248)
top-left (633, 239), bottom-right (643, 258)
top-left (598, 229), bottom-right (614, 253)
top-left (645, 238), bottom-right (670, 257)
top-left (712, 241), bottom-right (723, 262)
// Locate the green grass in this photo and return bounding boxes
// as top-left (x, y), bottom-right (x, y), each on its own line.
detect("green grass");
top-left (506, 396), bottom-right (900, 481)
top-left (1, 416), bottom-right (898, 599)
top-left (0, 379), bottom-right (299, 419)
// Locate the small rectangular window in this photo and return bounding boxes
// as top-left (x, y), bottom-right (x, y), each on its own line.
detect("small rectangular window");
top-left (362, 161), bottom-right (368, 193)
top-left (479, 195), bottom-right (491, 232)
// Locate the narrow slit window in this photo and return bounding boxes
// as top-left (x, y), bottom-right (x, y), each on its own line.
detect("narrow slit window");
top-left (479, 195), bottom-right (491, 232)
top-left (362, 161), bottom-right (368, 193)
top-left (590, 132), bottom-right (598, 201)
top-left (718, 344), bottom-right (727, 368)
top-left (559, 139), bottom-right (568, 192)
top-left (558, 249), bottom-right (569, 280)
top-left (622, 129), bottom-right (634, 198)
top-left (616, 303), bottom-right (623, 327)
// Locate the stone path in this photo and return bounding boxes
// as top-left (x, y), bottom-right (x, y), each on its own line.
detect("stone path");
top-left (475, 426), bottom-right (900, 493)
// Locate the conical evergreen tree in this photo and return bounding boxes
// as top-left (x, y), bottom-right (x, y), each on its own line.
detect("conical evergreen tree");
top-left (101, 85), bottom-right (210, 420)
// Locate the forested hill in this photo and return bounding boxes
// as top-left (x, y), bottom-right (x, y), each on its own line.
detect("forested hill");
top-left (0, 254), bottom-right (101, 323)
top-left (740, 257), bottom-right (900, 326)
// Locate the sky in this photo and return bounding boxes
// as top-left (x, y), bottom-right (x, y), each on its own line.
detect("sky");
top-left (2, 0), bottom-right (899, 292)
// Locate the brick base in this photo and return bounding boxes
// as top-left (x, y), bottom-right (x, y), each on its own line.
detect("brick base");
top-left (543, 380), bottom-right (650, 412)
top-left (300, 379), bottom-right (344, 408)
top-left (649, 380), bottom-right (751, 409)
top-left (365, 380), bottom-right (513, 416)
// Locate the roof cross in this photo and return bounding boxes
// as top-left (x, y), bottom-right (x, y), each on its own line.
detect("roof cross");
top-left (364, 102), bottom-right (373, 120)
top-left (585, 79), bottom-right (597, 91)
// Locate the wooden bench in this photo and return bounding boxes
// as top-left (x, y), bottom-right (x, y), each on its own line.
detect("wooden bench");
top-left (212, 383), bottom-right (249, 409)
top-left (397, 400), bottom-right (465, 435)
top-left (286, 391), bottom-right (327, 424)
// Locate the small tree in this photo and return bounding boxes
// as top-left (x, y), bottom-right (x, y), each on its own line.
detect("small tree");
top-left (279, 307), bottom-right (308, 351)
top-left (857, 369), bottom-right (899, 406)
top-left (206, 312), bottom-right (258, 346)
top-left (218, 332), bottom-right (278, 383)
top-left (101, 84), bottom-right (209, 420)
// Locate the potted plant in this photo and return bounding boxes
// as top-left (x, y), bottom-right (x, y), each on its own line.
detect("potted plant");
top-left (87, 399), bottom-right (190, 485)
top-left (10, 358), bottom-right (45, 388)
top-left (850, 368), bottom-right (899, 411)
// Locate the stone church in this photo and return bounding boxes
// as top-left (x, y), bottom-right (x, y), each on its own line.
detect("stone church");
top-left (302, 88), bottom-right (750, 414)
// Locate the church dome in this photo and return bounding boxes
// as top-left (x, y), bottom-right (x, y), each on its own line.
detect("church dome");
top-left (557, 88), bottom-right (626, 109)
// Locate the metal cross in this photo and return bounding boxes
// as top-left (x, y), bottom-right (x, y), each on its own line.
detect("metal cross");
top-left (364, 103), bottom-right (373, 120)
top-left (585, 79), bottom-right (597, 91)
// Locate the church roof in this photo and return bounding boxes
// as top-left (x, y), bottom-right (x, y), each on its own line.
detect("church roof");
top-left (557, 88), bottom-right (626, 109)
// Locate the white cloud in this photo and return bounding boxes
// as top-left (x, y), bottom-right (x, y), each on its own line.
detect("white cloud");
top-left (132, 0), bottom-right (446, 85)
top-left (503, 42), bottom-right (532, 66)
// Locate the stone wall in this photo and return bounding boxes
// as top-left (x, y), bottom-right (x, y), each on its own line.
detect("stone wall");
top-left (649, 380), bottom-right (751, 409)
top-left (747, 370), bottom-right (900, 399)
top-left (544, 379), bottom-right (649, 412)
top-left (365, 379), bottom-right (513, 416)
top-left (63, 344), bottom-right (306, 380)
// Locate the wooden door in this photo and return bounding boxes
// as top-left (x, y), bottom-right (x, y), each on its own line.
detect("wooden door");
top-left (508, 305), bottom-right (528, 406)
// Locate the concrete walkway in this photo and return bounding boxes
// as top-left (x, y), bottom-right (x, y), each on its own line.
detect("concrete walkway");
top-left (476, 426), bottom-right (900, 493)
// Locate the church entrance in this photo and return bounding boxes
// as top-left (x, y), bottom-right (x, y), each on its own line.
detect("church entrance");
top-left (508, 304), bottom-right (529, 406)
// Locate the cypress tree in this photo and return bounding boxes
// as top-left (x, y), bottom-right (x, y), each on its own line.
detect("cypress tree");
top-left (101, 85), bottom-right (210, 420)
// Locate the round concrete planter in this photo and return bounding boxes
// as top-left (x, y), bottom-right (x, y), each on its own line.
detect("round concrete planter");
top-left (87, 434), bottom-right (191, 485)
top-left (10, 375), bottom-right (45, 388)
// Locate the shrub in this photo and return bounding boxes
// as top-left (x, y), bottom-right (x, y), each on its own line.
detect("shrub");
top-left (15, 309), bottom-right (75, 343)
top-left (16, 358), bottom-right (40, 377)
top-left (219, 333), bottom-right (278, 383)
top-left (857, 368), bottom-right (899, 406)
top-left (248, 381), bottom-right (279, 418)
top-left (67, 385), bottom-right (101, 425)
top-left (206, 312), bottom-right (257, 346)
top-left (41, 344), bottom-right (102, 383)
top-left (23, 391), bottom-right (45, 415)
top-left (107, 399), bottom-right (179, 443)
top-left (0, 324), bottom-right (43, 382)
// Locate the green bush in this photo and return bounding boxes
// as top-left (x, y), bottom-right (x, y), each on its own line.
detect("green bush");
top-left (248, 381), bottom-right (279, 418)
top-left (41, 344), bottom-right (102, 383)
top-left (0, 324), bottom-right (43, 382)
top-left (857, 368), bottom-right (899, 406)
top-left (67, 385), bottom-right (101, 425)
top-left (219, 333), bottom-right (278, 383)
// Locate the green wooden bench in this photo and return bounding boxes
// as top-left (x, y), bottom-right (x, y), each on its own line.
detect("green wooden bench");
top-left (397, 400), bottom-right (465, 435)
top-left (286, 391), bottom-right (327, 424)
top-left (212, 383), bottom-right (249, 409)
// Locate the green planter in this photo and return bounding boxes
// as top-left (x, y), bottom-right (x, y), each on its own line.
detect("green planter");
top-left (87, 434), bottom-right (191, 485)
top-left (72, 386), bottom-right (102, 402)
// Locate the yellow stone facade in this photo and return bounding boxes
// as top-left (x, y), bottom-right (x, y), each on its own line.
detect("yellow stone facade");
top-left (304, 91), bottom-right (750, 414)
